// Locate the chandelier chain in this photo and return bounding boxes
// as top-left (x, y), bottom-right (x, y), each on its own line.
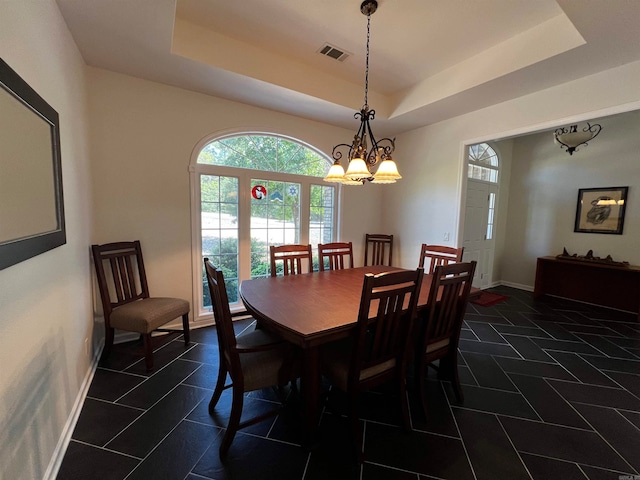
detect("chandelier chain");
top-left (364, 12), bottom-right (370, 108)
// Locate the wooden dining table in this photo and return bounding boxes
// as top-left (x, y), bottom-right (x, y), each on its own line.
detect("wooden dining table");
top-left (240, 265), bottom-right (466, 441)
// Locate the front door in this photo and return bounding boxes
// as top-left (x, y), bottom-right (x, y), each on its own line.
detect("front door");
top-left (463, 179), bottom-right (497, 288)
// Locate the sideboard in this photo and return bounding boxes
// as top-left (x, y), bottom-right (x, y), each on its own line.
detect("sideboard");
top-left (533, 256), bottom-right (640, 319)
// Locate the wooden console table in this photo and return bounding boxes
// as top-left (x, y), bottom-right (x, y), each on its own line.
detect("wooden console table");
top-left (534, 256), bottom-right (640, 319)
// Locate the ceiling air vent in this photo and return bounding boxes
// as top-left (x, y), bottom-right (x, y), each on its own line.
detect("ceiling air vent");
top-left (318, 43), bottom-right (350, 62)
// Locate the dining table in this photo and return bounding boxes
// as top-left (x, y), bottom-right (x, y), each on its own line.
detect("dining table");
top-left (239, 265), bottom-right (477, 442)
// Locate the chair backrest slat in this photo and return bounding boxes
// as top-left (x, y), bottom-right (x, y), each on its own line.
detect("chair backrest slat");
top-left (418, 244), bottom-right (464, 274)
top-left (318, 241), bottom-right (354, 271)
top-left (204, 259), bottom-right (240, 374)
top-left (364, 233), bottom-right (393, 266)
top-left (270, 244), bottom-right (313, 277)
top-left (92, 241), bottom-right (149, 316)
top-left (350, 268), bottom-right (423, 386)
top-left (418, 261), bottom-right (476, 353)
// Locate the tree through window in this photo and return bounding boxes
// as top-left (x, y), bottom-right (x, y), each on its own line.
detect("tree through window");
top-left (191, 133), bottom-right (335, 319)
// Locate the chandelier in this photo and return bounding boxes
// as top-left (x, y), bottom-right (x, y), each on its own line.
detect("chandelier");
top-left (324, 0), bottom-right (401, 185)
top-left (553, 122), bottom-right (602, 155)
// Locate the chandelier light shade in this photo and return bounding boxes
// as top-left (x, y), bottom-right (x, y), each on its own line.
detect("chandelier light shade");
top-left (324, 0), bottom-right (401, 185)
top-left (553, 122), bottom-right (602, 155)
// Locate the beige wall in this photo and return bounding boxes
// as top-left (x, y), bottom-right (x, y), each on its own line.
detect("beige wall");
top-left (497, 109), bottom-right (640, 287)
top-left (388, 60), bottom-right (640, 289)
top-left (88, 68), bottom-right (383, 313)
top-left (0, 1), bottom-right (93, 478)
top-left (4, 1), bottom-right (640, 477)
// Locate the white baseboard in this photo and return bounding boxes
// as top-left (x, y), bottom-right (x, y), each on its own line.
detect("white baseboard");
top-left (494, 280), bottom-right (534, 292)
top-left (43, 342), bottom-right (104, 480)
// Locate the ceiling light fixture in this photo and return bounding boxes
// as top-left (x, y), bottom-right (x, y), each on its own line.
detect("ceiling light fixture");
top-left (324, 0), bottom-right (401, 185)
top-left (553, 122), bottom-right (602, 155)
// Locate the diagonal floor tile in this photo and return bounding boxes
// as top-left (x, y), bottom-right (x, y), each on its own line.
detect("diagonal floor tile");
top-left (546, 351), bottom-right (618, 387)
top-left (57, 441), bottom-right (140, 480)
top-left (71, 398), bottom-right (143, 447)
top-left (106, 384), bottom-right (208, 458)
top-left (126, 420), bottom-right (220, 480)
top-left (520, 453), bottom-right (588, 480)
top-left (453, 408), bottom-right (530, 480)
top-left (508, 374), bottom-right (589, 429)
top-left (547, 379), bottom-right (640, 411)
top-left (572, 403), bottom-right (640, 473)
top-left (462, 351), bottom-right (517, 391)
top-left (499, 416), bottom-right (632, 472)
top-left (365, 421), bottom-right (475, 480)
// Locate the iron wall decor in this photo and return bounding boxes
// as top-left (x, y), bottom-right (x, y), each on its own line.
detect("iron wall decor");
top-left (574, 186), bottom-right (628, 234)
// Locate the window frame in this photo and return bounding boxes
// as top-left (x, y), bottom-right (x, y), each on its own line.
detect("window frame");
top-left (189, 132), bottom-right (339, 322)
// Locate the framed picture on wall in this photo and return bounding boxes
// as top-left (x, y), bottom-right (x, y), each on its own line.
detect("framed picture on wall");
top-left (574, 186), bottom-right (628, 234)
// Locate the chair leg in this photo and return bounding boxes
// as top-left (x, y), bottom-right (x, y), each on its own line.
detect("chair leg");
top-left (416, 357), bottom-right (429, 420)
top-left (181, 313), bottom-right (190, 344)
top-left (347, 392), bottom-right (364, 463)
top-left (447, 353), bottom-right (464, 402)
top-left (219, 386), bottom-right (244, 459)
top-left (143, 333), bottom-right (154, 371)
top-left (399, 374), bottom-right (411, 431)
top-left (209, 362), bottom-right (228, 412)
top-left (103, 327), bottom-right (115, 357)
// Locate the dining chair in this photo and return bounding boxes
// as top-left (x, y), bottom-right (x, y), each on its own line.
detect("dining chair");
top-left (363, 233), bottom-right (393, 266)
top-left (418, 244), bottom-right (464, 274)
top-left (269, 244), bottom-right (313, 277)
top-left (320, 268), bottom-right (423, 461)
top-left (318, 241), bottom-right (354, 271)
top-left (91, 241), bottom-right (190, 371)
top-left (414, 261), bottom-right (476, 419)
top-left (204, 258), bottom-right (298, 459)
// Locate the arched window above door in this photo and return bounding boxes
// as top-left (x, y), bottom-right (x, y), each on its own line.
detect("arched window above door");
top-left (467, 143), bottom-right (499, 183)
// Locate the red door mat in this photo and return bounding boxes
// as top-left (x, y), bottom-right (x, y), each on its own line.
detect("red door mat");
top-left (470, 292), bottom-right (509, 307)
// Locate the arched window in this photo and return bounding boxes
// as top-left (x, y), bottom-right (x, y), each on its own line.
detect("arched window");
top-left (190, 133), bottom-right (337, 320)
top-left (468, 143), bottom-right (499, 183)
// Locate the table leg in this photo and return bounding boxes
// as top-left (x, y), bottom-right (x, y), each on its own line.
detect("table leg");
top-left (300, 345), bottom-right (321, 446)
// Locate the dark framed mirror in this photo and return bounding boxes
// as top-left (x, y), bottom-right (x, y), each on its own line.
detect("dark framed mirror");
top-left (0, 58), bottom-right (65, 270)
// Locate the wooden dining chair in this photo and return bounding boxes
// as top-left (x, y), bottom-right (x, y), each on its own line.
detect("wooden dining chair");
top-left (418, 244), bottom-right (464, 274)
top-left (269, 244), bottom-right (313, 277)
top-left (91, 241), bottom-right (190, 371)
top-left (318, 241), bottom-right (354, 271)
top-left (414, 261), bottom-right (476, 419)
top-left (364, 233), bottom-right (393, 266)
top-left (204, 259), bottom-right (298, 459)
top-left (321, 268), bottom-right (423, 461)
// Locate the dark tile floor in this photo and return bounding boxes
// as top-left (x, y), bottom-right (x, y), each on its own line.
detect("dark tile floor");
top-left (57, 287), bottom-right (640, 479)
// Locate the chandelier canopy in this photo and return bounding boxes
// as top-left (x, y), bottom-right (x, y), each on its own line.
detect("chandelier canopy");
top-left (324, 0), bottom-right (401, 185)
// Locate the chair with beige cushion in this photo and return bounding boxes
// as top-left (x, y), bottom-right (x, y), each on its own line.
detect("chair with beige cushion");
top-left (418, 244), bottom-right (464, 274)
top-left (321, 268), bottom-right (423, 460)
top-left (270, 244), bottom-right (313, 276)
top-left (364, 233), bottom-right (393, 266)
top-left (204, 258), bottom-right (298, 459)
top-left (414, 261), bottom-right (476, 419)
top-left (318, 241), bottom-right (354, 271)
top-left (91, 240), bottom-right (190, 371)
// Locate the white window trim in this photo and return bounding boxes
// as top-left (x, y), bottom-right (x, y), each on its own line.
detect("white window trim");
top-left (188, 131), bottom-right (341, 323)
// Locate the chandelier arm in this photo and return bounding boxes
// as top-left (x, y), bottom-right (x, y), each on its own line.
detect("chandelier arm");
top-left (326, 0), bottom-right (399, 186)
top-left (331, 143), bottom-right (353, 162)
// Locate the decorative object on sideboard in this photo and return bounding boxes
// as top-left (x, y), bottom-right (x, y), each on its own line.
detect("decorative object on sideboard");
top-left (556, 248), bottom-right (630, 267)
top-left (574, 186), bottom-right (628, 235)
top-left (324, 0), bottom-right (401, 186)
top-left (553, 122), bottom-right (602, 155)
